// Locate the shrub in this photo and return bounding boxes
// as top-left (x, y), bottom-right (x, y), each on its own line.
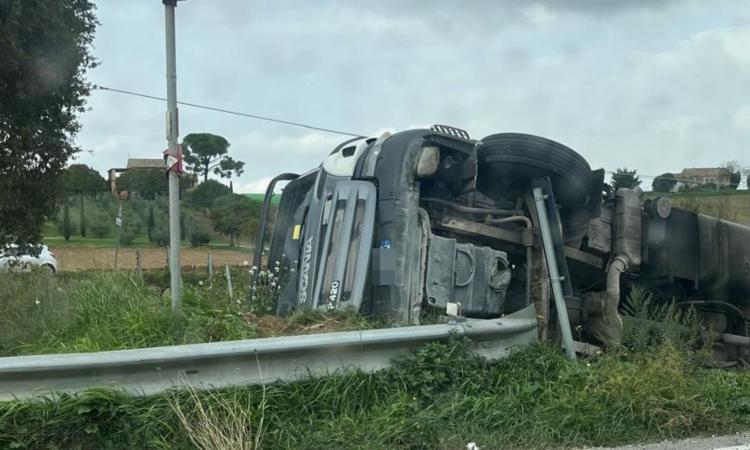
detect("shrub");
top-left (150, 225), bottom-right (170, 246)
top-left (621, 286), bottom-right (706, 354)
top-left (119, 230), bottom-right (135, 246)
top-left (89, 213), bottom-right (112, 238)
top-left (190, 231), bottom-right (211, 247)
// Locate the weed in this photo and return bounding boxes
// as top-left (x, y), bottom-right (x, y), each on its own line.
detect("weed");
top-left (168, 384), bottom-right (266, 450)
top-left (621, 286), bottom-right (705, 353)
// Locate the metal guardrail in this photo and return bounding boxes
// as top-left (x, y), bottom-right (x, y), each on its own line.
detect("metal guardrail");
top-left (0, 305), bottom-right (537, 401)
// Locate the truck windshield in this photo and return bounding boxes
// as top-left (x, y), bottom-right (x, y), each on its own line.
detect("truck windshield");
top-left (266, 172), bottom-right (316, 267)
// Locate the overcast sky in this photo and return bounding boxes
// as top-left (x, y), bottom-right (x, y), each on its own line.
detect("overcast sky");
top-left (74, 0), bottom-right (750, 192)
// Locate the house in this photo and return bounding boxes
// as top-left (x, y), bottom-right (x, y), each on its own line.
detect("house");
top-left (108, 158), bottom-right (165, 198)
top-left (675, 168), bottom-right (732, 189)
top-left (108, 158), bottom-right (198, 199)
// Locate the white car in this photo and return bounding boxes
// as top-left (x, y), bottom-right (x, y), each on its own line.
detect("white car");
top-left (0, 244), bottom-right (58, 273)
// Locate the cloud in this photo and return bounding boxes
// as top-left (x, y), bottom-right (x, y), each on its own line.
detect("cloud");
top-left (74, 0), bottom-right (750, 188)
top-left (733, 105), bottom-right (750, 133)
top-left (238, 176), bottom-right (274, 194)
top-left (521, 4), bottom-right (557, 26)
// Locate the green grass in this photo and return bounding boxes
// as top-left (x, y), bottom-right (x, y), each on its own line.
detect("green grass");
top-left (243, 193), bottom-right (280, 204)
top-left (1, 339), bottom-right (749, 449)
top-left (41, 232), bottom-right (252, 251)
top-left (0, 271), bottom-right (257, 356)
top-left (0, 270), bottom-right (372, 357)
top-left (646, 190), bottom-right (750, 225)
top-left (2, 276), bottom-right (750, 448)
top-left (43, 234), bottom-right (160, 248)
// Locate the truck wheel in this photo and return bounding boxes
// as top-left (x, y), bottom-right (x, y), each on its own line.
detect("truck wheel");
top-left (477, 133), bottom-right (592, 208)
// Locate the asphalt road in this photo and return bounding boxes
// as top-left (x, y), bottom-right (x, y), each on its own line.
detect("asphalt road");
top-left (590, 433), bottom-right (750, 450)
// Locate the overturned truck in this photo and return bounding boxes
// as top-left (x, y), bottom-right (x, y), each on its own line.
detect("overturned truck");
top-left (254, 126), bottom-right (750, 359)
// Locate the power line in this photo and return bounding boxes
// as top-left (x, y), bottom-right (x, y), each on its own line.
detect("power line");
top-left (94, 85), bottom-right (366, 138)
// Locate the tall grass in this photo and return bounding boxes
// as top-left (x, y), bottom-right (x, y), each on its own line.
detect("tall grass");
top-left (0, 271), bottom-right (257, 356)
top-left (2, 275), bottom-right (750, 448)
top-left (2, 338), bottom-right (750, 449)
top-left (0, 270), bottom-right (375, 357)
top-left (168, 384), bottom-right (266, 450)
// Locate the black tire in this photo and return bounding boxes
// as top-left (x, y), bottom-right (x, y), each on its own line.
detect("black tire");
top-left (41, 264), bottom-right (56, 273)
top-left (477, 133), bottom-right (592, 208)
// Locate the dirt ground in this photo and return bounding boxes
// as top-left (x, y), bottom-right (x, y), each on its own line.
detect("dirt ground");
top-left (53, 247), bottom-right (252, 271)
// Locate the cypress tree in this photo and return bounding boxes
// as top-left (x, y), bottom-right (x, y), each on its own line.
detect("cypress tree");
top-left (79, 195), bottom-right (86, 237)
top-left (147, 205), bottom-right (155, 242)
top-left (63, 202), bottom-right (71, 241)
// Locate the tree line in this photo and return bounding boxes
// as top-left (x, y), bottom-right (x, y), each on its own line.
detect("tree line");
top-left (609, 161), bottom-right (748, 193)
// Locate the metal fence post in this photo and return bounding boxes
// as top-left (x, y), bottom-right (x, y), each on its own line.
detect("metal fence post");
top-left (207, 251), bottom-right (213, 283)
top-left (114, 202), bottom-right (122, 270)
top-left (136, 248), bottom-right (143, 280)
top-left (224, 264), bottom-right (233, 302)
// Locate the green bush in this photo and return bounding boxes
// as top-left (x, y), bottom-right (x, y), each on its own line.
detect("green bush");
top-left (119, 230), bottom-right (135, 246)
top-left (87, 208), bottom-right (112, 238)
top-left (189, 230), bottom-right (210, 247)
top-left (150, 225), bottom-right (169, 246)
top-left (621, 286), bottom-right (707, 354)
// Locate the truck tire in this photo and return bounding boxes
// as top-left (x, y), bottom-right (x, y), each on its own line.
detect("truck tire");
top-left (477, 133), bottom-right (592, 208)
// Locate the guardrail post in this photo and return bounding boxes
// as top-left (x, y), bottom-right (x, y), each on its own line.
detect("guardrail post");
top-left (532, 186), bottom-right (576, 360)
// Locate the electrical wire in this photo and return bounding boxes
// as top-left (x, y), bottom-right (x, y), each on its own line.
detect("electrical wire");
top-left (94, 85), bottom-right (366, 138)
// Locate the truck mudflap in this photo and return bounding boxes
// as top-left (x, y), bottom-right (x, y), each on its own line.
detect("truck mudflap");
top-left (298, 180), bottom-right (377, 312)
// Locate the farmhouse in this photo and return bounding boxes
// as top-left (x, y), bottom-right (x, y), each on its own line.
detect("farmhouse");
top-left (108, 158), bottom-right (165, 197)
top-left (675, 167), bottom-right (732, 188)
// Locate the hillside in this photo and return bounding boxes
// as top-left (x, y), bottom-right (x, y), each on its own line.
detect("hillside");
top-left (647, 191), bottom-right (749, 225)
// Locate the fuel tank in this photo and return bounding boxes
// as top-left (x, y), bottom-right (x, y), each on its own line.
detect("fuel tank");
top-left (643, 203), bottom-right (750, 305)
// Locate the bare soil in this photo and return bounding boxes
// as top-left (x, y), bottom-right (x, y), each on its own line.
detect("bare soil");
top-left (52, 247), bottom-right (252, 271)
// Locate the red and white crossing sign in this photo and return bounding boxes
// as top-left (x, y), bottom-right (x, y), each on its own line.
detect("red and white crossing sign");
top-left (163, 144), bottom-right (183, 175)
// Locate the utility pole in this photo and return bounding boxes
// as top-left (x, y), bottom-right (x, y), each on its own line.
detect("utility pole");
top-left (164, 0), bottom-right (182, 313)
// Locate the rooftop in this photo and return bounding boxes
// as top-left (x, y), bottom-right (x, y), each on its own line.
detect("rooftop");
top-left (678, 167), bottom-right (730, 177)
top-left (126, 158), bottom-right (164, 169)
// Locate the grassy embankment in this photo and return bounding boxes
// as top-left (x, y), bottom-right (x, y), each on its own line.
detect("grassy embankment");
top-left (1, 273), bottom-right (750, 448)
top-left (646, 189), bottom-right (750, 225)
